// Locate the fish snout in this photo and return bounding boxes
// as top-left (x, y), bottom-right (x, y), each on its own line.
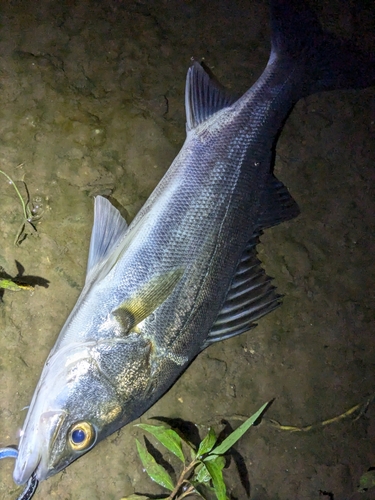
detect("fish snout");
top-left (13, 445), bottom-right (41, 486)
top-left (13, 409), bottom-right (67, 485)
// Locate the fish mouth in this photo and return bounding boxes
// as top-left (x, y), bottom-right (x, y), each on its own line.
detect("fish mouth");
top-left (14, 454), bottom-right (64, 485)
top-left (13, 409), bottom-right (67, 485)
top-left (13, 453), bottom-right (41, 486)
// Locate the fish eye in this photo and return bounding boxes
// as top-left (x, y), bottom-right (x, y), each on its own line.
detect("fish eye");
top-left (68, 422), bottom-right (95, 451)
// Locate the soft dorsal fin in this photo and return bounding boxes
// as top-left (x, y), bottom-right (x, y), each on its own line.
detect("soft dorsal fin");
top-left (257, 173), bottom-right (300, 230)
top-left (202, 230), bottom-right (280, 350)
top-left (86, 196), bottom-right (128, 283)
top-left (185, 61), bottom-right (238, 131)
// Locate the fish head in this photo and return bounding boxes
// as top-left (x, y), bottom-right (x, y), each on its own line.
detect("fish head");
top-left (13, 256), bottom-right (184, 485)
top-left (13, 336), bottom-right (151, 485)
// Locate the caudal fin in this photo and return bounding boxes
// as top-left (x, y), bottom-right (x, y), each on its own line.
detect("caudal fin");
top-left (270, 0), bottom-right (375, 96)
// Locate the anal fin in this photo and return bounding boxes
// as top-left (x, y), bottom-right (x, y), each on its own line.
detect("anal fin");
top-left (202, 231), bottom-right (280, 349)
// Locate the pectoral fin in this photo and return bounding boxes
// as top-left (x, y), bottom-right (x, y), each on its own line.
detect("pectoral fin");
top-left (113, 268), bottom-right (184, 333)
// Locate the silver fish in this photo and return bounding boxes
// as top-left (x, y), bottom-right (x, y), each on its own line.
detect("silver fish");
top-left (13, 0), bottom-right (375, 486)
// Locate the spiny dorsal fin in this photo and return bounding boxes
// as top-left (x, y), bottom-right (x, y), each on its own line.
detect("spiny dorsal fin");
top-left (202, 231), bottom-right (280, 349)
top-left (86, 196), bottom-right (128, 283)
top-left (185, 60), bottom-right (238, 131)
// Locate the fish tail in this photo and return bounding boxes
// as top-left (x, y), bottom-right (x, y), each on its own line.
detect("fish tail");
top-left (270, 0), bottom-right (375, 96)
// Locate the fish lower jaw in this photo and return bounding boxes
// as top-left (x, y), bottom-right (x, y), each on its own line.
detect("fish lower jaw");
top-left (13, 447), bottom-right (47, 486)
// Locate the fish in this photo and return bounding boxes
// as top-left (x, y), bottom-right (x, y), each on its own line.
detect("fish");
top-left (13, 0), bottom-right (375, 488)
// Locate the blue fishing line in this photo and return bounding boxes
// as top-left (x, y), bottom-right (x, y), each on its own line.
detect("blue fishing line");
top-left (0, 447), bottom-right (39, 499)
top-left (0, 447), bottom-right (18, 459)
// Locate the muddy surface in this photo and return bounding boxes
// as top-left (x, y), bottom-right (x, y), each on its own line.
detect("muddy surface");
top-left (0, 1), bottom-right (374, 499)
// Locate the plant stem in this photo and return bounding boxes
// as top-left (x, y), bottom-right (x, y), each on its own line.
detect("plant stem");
top-left (0, 169), bottom-right (30, 220)
top-left (178, 484), bottom-right (197, 499)
top-left (0, 167), bottom-right (39, 245)
top-left (166, 460), bottom-right (199, 500)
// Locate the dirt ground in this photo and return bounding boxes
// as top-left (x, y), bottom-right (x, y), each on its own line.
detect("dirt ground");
top-left (0, 0), bottom-right (374, 499)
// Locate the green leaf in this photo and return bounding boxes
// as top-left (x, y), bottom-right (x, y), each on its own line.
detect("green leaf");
top-left (194, 463), bottom-right (211, 484)
top-left (136, 424), bottom-right (185, 462)
top-left (0, 279), bottom-right (29, 291)
top-left (190, 445), bottom-right (197, 461)
top-left (202, 453), bottom-right (219, 462)
top-left (210, 401), bottom-right (268, 456)
top-left (204, 456), bottom-right (227, 500)
top-left (203, 454), bottom-right (226, 467)
top-left (135, 439), bottom-right (174, 491)
top-left (197, 427), bottom-right (217, 458)
top-left (358, 470), bottom-right (375, 492)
